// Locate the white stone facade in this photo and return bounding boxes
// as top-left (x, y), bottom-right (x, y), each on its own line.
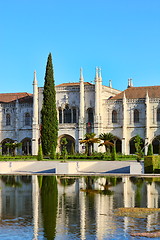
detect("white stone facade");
top-left (1, 70), bottom-right (160, 155)
top-left (33, 69), bottom-right (160, 155)
top-left (0, 93), bottom-right (33, 155)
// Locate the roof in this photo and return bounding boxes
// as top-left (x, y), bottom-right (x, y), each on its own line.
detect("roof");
top-left (56, 82), bottom-right (93, 87)
top-left (111, 86), bottom-right (160, 100)
top-left (0, 92), bottom-right (33, 103)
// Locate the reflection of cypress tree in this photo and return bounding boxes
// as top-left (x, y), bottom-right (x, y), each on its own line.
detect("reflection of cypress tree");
top-left (40, 176), bottom-right (58, 240)
top-left (130, 177), bottom-right (144, 207)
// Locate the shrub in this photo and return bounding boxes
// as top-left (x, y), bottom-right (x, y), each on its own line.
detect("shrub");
top-left (111, 146), bottom-right (116, 161)
top-left (144, 155), bottom-right (160, 173)
top-left (37, 144), bottom-right (43, 161)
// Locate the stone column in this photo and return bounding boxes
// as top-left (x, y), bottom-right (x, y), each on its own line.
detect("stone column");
top-left (32, 71), bottom-right (39, 155)
top-left (79, 68), bottom-right (85, 152)
top-left (94, 67), bottom-right (103, 152)
top-left (122, 92), bottom-right (127, 154)
top-left (15, 99), bottom-right (19, 153)
top-left (145, 91), bottom-right (150, 155)
top-left (94, 67), bottom-right (99, 120)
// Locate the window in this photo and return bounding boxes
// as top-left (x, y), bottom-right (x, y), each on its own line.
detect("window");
top-left (73, 108), bottom-right (77, 123)
top-left (59, 108), bottom-right (62, 123)
top-left (157, 108), bottom-right (160, 122)
top-left (25, 113), bottom-right (31, 126)
top-left (134, 109), bottom-right (139, 123)
top-left (6, 114), bottom-right (11, 126)
top-left (112, 110), bottom-right (117, 123)
top-left (64, 105), bottom-right (71, 123)
top-left (88, 108), bottom-right (94, 123)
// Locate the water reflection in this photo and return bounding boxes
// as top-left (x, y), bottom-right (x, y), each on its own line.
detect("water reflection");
top-left (0, 176), bottom-right (159, 239)
top-left (40, 176), bottom-right (58, 240)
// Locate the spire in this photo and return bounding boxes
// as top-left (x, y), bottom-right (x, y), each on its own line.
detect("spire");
top-left (33, 70), bottom-right (38, 85)
top-left (109, 80), bottom-right (112, 88)
top-left (145, 90), bottom-right (149, 104)
top-left (98, 67), bottom-right (101, 78)
top-left (79, 67), bottom-right (84, 82)
top-left (95, 67), bottom-right (98, 82)
top-left (146, 90), bottom-right (149, 98)
top-left (123, 91), bottom-right (126, 102)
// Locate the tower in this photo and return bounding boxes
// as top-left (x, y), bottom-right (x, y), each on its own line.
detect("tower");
top-left (122, 91), bottom-right (127, 154)
top-left (32, 71), bottom-right (39, 155)
top-left (145, 90), bottom-right (150, 155)
top-left (78, 68), bottom-right (85, 152)
top-left (94, 67), bottom-right (102, 151)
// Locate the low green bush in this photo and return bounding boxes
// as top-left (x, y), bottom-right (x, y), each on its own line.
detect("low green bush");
top-left (144, 155), bottom-right (160, 173)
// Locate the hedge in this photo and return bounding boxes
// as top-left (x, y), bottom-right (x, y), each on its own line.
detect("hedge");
top-left (144, 155), bottom-right (160, 173)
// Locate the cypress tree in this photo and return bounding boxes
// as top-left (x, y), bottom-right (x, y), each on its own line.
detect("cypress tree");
top-left (111, 145), bottom-right (116, 161)
top-left (41, 53), bottom-right (58, 155)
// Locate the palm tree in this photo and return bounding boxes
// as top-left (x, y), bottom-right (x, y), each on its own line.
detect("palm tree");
top-left (99, 133), bottom-right (114, 152)
top-left (80, 133), bottom-right (100, 156)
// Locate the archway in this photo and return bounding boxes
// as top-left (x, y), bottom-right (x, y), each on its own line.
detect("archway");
top-left (58, 135), bottom-right (75, 154)
top-left (1, 138), bottom-right (14, 155)
top-left (21, 138), bottom-right (32, 155)
top-left (110, 137), bottom-right (122, 153)
top-left (129, 136), bottom-right (144, 154)
top-left (115, 138), bottom-right (122, 153)
top-left (152, 136), bottom-right (160, 154)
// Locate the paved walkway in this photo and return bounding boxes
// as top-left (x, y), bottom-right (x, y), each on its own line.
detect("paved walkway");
top-left (0, 160), bottom-right (144, 175)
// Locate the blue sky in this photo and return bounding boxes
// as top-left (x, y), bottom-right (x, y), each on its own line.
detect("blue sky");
top-left (1, 0), bottom-right (160, 93)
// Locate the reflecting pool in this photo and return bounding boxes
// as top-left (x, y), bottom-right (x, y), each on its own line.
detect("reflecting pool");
top-left (0, 175), bottom-right (160, 239)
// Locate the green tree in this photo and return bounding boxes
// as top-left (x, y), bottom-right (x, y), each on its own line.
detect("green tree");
top-left (61, 138), bottom-right (68, 160)
top-left (80, 133), bottom-right (100, 156)
top-left (99, 133), bottom-right (114, 153)
top-left (134, 135), bottom-right (143, 161)
top-left (5, 142), bottom-right (22, 156)
top-left (41, 53), bottom-right (58, 155)
top-left (147, 143), bottom-right (153, 156)
top-left (71, 143), bottom-right (75, 155)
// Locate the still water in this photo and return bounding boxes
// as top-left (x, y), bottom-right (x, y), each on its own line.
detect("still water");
top-left (0, 175), bottom-right (159, 240)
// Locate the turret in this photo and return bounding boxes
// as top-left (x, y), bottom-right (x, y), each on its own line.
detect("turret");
top-left (32, 71), bottom-right (39, 155)
top-left (95, 67), bottom-right (99, 117)
top-left (79, 68), bottom-right (84, 120)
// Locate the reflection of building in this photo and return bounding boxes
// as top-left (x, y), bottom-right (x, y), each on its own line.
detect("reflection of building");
top-left (2, 69), bottom-right (160, 155)
top-left (0, 176), bottom-right (160, 239)
top-left (0, 176), bottom-right (32, 219)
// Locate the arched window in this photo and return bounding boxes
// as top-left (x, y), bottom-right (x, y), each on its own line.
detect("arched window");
top-left (6, 114), bottom-right (11, 126)
top-left (134, 109), bottom-right (139, 123)
top-left (112, 110), bottom-right (117, 123)
top-left (88, 108), bottom-right (94, 123)
top-left (25, 113), bottom-right (31, 126)
top-left (59, 108), bottom-right (62, 123)
top-left (157, 108), bottom-right (160, 122)
top-left (73, 108), bottom-right (77, 123)
top-left (64, 105), bottom-right (71, 123)
top-left (21, 138), bottom-right (32, 155)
